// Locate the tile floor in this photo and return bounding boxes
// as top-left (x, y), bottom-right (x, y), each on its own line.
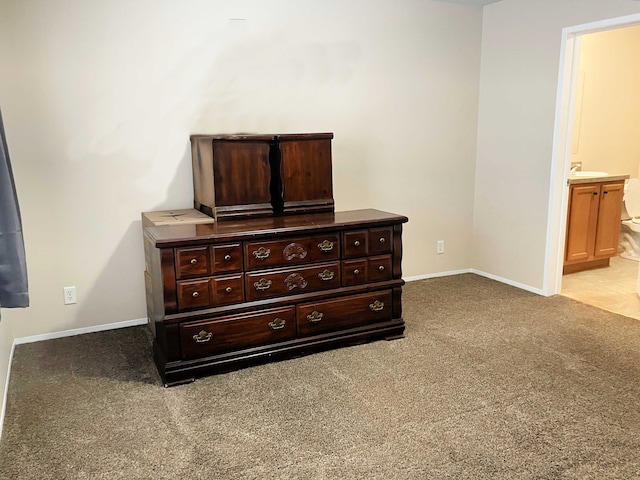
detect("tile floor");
top-left (561, 255), bottom-right (640, 321)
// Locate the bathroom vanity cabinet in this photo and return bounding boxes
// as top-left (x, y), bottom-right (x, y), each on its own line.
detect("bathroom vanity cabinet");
top-left (564, 178), bottom-right (625, 274)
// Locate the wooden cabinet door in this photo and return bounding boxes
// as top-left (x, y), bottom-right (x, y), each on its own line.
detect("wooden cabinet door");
top-left (565, 184), bottom-right (599, 263)
top-left (594, 182), bottom-right (624, 258)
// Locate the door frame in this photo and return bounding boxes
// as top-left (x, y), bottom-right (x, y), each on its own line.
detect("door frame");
top-left (545, 12), bottom-right (640, 296)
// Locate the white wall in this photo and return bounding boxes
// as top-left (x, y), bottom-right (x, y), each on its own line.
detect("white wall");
top-left (473, 0), bottom-right (640, 291)
top-left (0, 0), bottom-right (483, 410)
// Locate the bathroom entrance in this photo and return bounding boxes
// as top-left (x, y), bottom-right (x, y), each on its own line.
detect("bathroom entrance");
top-left (550, 15), bottom-right (640, 319)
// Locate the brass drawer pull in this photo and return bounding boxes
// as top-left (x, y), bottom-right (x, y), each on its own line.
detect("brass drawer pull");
top-left (225, 286), bottom-right (232, 293)
top-left (318, 269), bottom-right (335, 281)
top-left (378, 265), bottom-right (385, 271)
top-left (318, 240), bottom-right (334, 252)
top-left (192, 291), bottom-right (199, 298)
top-left (379, 237), bottom-right (386, 243)
top-left (269, 318), bottom-right (286, 330)
top-left (353, 269), bottom-right (360, 275)
top-left (252, 247), bottom-right (271, 260)
top-left (254, 278), bottom-right (272, 291)
top-left (307, 311), bottom-right (323, 323)
top-left (193, 330), bottom-right (212, 343)
top-left (224, 254), bottom-right (232, 261)
top-left (354, 240), bottom-right (361, 247)
top-left (369, 300), bottom-right (385, 312)
top-left (190, 258), bottom-right (198, 264)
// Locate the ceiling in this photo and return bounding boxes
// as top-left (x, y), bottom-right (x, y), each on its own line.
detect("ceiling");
top-left (433, 0), bottom-right (502, 6)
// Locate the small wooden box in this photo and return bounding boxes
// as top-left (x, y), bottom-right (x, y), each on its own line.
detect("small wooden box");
top-left (190, 134), bottom-right (276, 220)
top-left (278, 133), bottom-right (334, 215)
top-left (190, 133), bottom-right (334, 220)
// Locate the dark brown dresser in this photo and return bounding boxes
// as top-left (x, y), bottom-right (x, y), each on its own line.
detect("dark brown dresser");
top-left (143, 132), bottom-right (407, 385)
top-left (143, 209), bottom-right (407, 386)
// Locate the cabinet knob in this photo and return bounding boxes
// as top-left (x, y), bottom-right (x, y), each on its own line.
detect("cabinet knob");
top-left (354, 240), bottom-right (361, 247)
top-left (378, 265), bottom-right (385, 271)
top-left (379, 237), bottom-right (386, 243)
top-left (190, 258), bottom-right (197, 264)
top-left (593, 192), bottom-right (598, 195)
top-left (192, 291), bottom-right (199, 298)
top-left (353, 269), bottom-right (360, 275)
top-left (225, 286), bottom-right (232, 293)
top-left (603, 191), bottom-right (609, 194)
top-left (224, 254), bottom-right (231, 261)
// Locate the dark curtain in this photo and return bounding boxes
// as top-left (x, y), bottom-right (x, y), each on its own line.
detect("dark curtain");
top-left (0, 108), bottom-right (29, 310)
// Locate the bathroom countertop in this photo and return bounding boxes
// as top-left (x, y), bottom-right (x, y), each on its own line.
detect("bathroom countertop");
top-left (568, 173), bottom-right (630, 185)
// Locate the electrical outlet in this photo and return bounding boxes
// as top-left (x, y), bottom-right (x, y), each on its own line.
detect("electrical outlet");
top-left (436, 240), bottom-right (445, 254)
top-left (63, 286), bottom-right (77, 305)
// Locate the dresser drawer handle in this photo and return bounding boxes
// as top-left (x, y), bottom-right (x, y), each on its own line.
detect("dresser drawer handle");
top-left (224, 254), bottom-right (232, 261)
top-left (353, 269), bottom-right (360, 275)
top-left (252, 247), bottom-right (271, 260)
top-left (254, 278), bottom-right (272, 291)
top-left (318, 240), bottom-right (334, 252)
top-left (190, 258), bottom-right (198, 264)
top-left (378, 265), bottom-right (385, 271)
top-left (369, 300), bottom-right (385, 312)
top-left (354, 240), bottom-right (361, 247)
top-left (225, 286), bottom-right (232, 293)
top-left (307, 311), bottom-right (324, 323)
top-left (192, 291), bottom-right (200, 298)
top-left (193, 330), bottom-right (212, 343)
top-left (379, 237), bottom-right (386, 243)
top-left (318, 269), bottom-right (335, 281)
top-left (268, 318), bottom-right (286, 330)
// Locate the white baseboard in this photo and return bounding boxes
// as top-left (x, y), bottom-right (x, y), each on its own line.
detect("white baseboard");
top-left (0, 340), bottom-right (16, 441)
top-left (404, 269), bottom-right (472, 282)
top-left (470, 269), bottom-right (545, 296)
top-left (404, 268), bottom-right (545, 296)
top-left (13, 317), bottom-right (148, 345)
top-left (1, 317), bottom-right (148, 440)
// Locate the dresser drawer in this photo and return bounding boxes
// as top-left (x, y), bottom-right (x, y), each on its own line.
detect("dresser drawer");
top-left (297, 290), bottom-right (393, 336)
top-left (245, 261), bottom-right (341, 301)
top-left (342, 227), bottom-right (393, 259)
top-left (342, 255), bottom-right (392, 286)
top-left (175, 246), bottom-right (210, 279)
top-left (175, 244), bottom-right (242, 279)
top-left (245, 233), bottom-right (340, 270)
top-left (180, 306), bottom-right (296, 358)
top-left (176, 278), bottom-right (211, 310)
top-left (177, 274), bottom-right (244, 311)
top-left (212, 244), bottom-right (243, 273)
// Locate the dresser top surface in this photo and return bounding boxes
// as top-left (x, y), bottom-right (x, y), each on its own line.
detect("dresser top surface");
top-left (146, 209), bottom-right (408, 247)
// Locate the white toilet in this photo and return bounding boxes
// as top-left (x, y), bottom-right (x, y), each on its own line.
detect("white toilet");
top-left (619, 178), bottom-right (640, 261)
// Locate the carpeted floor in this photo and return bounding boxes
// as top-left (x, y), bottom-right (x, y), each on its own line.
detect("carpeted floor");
top-left (1, 274), bottom-right (639, 479)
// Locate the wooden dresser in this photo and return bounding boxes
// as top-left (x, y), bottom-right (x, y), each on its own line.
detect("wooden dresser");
top-left (144, 209), bottom-right (408, 386)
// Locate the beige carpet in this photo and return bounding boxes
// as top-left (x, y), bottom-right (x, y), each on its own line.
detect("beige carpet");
top-left (1, 274), bottom-right (639, 479)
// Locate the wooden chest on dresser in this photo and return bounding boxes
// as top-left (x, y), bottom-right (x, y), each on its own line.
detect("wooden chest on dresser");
top-left (143, 209), bottom-right (408, 386)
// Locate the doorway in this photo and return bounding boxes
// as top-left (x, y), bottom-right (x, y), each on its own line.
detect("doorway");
top-left (547, 13), bottom-right (640, 319)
